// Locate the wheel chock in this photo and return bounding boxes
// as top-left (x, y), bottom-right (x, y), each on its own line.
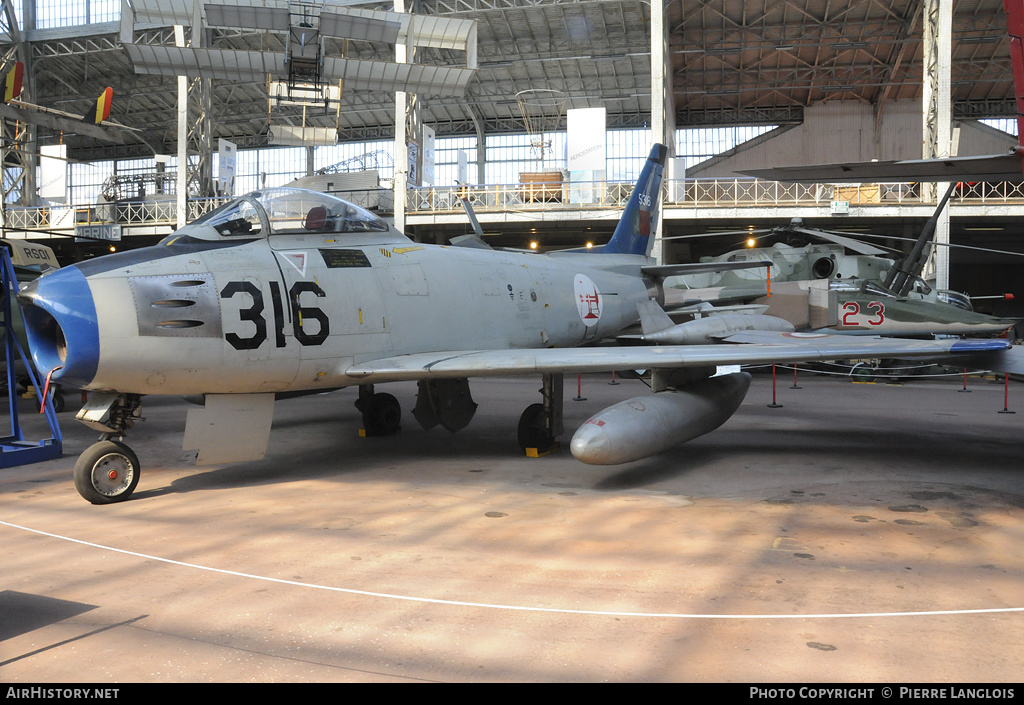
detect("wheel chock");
top-left (525, 442), bottom-right (560, 458)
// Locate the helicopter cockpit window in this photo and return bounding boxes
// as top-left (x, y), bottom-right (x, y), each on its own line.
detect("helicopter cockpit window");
top-left (938, 290), bottom-right (973, 312)
top-left (256, 188), bottom-right (389, 236)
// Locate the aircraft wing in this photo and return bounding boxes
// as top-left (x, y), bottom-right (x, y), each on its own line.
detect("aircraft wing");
top-left (738, 151), bottom-right (1024, 183)
top-left (343, 337), bottom-right (1011, 384)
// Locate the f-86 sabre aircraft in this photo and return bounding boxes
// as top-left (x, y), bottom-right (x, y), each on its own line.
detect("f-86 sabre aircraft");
top-left (18, 144), bottom-right (1022, 504)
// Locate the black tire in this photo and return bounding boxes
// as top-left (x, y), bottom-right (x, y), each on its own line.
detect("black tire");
top-left (362, 392), bottom-right (401, 436)
top-left (74, 441), bottom-right (141, 505)
top-left (517, 402), bottom-right (554, 453)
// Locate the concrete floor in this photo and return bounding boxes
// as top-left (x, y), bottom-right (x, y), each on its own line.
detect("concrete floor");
top-left (1, 371), bottom-right (1023, 683)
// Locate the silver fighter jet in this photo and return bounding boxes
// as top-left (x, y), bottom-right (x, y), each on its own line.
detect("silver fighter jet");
top-left (17, 145), bottom-right (1023, 503)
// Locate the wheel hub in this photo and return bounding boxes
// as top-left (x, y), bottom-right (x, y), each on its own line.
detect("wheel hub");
top-left (92, 453), bottom-right (134, 496)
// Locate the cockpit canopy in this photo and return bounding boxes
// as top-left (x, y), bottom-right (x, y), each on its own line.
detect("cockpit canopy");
top-left (161, 188), bottom-right (391, 245)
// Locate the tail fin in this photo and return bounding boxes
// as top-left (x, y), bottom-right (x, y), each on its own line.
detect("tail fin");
top-left (601, 143), bottom-right (667, 256)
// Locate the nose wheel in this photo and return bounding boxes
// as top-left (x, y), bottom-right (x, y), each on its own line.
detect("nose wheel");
top-left (74, 440), bottom-right (141, 504)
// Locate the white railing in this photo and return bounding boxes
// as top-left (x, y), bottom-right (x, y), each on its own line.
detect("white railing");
top-left (407, 180), bottom-right (636, 212)
top-left (677, 179), bottom-right (928, 207)
top-left (954, 179), bottom-right (1024, 202)
top-left (3, 196), bottom-right (232, 233)
top-left (4, 179), bottom-right (1024, 233)
top-left (408, 178), bottom-right (1024, 213)
top-left (407, 178), bottom-right (991, 212)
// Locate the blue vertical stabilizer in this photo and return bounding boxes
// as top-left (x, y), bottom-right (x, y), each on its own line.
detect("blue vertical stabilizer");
top-left (600, 143), bottom-right (668, 256)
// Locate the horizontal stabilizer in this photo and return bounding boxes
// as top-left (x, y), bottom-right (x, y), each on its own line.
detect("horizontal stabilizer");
top-left (449, 233), bottom-right (493, 250)
top-left (636, 299), bottom-right (676, 335)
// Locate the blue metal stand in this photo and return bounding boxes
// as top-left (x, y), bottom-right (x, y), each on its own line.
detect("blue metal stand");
top-left (0, 250), bottom-right (61, 466)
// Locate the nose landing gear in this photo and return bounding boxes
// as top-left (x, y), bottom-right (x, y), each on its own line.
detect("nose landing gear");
top-left (74, 393), bottom-right (143, 504)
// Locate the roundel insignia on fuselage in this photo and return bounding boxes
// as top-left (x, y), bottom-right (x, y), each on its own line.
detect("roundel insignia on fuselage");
top-left (573, 274), bottom-right (602, 327)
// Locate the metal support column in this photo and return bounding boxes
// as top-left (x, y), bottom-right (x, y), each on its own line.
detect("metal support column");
top-left (650, 0), bottom-right (670, 265)
top-left (175, 18), bottom-right (214, 229)
top-left (394, 0), bottom-right (421, 236)
top-left (922, 0), bottom-right (953, 290)
top-left (1, 0), bottom-right (36, 211)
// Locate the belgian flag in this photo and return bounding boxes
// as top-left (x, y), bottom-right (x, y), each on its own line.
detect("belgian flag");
top-left (85, 87), bottom-right (113, 124)
top-left (3, 61), bottom-right (23, 103)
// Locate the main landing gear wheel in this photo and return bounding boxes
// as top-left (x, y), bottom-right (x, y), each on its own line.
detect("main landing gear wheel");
top-left (518, 403), bottom-right (556, 455)
top-left (360, 392), bottom-right (402, 437)
top-left (74, 441), bottom-right (141, 505)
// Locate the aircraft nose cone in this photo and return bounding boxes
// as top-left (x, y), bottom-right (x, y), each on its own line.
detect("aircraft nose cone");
top-left (19, 265), bottom-right (100, 387)
top-left (570, 421), bottom-right (613, 465)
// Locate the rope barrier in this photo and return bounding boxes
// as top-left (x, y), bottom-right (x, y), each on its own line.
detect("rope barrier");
top-left (741, 363), bottom-right (1000, 380)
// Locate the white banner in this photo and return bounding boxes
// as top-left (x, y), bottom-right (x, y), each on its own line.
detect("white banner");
top-left (567, 108), bottom-right (606, 171)
top-left (218, 138), bottom-right (237, 196)
top-left (422, 124), bottom-right (435, 186)
top-left (40, 144), bottom-right (67, 202)
top-left (567, 108), bottom-right (606, 204)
